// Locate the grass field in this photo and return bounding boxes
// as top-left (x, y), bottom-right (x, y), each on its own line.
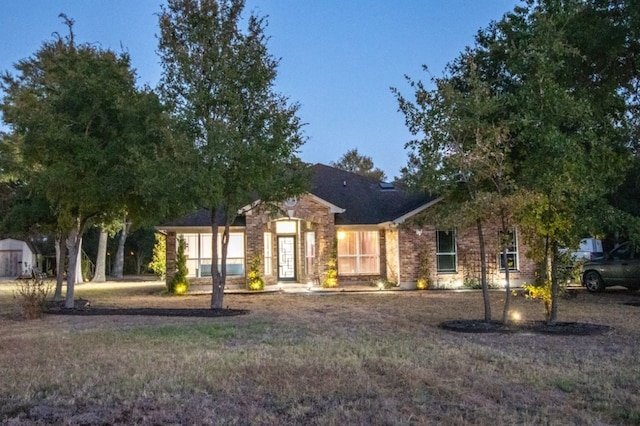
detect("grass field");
top-left (1, 280), bottom-right (640, 425)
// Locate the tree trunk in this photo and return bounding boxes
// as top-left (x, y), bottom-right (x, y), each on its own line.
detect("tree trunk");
top-left (65, 226), bottom-right (82, 309)
top-left (75, 239), bottom-right (83, 284)
top-left (501, 248), bottom-right (512, 324)
top-left (211, 206), bottom-right (232, 309)
top-left (92, 228), bottom-right (108, 282)
top-left (54, 234), bottom-right (65, 301)
top-left (476, 219), bottom-right (491, 321)
top-left (549, 242), bottom-right (560, 324)
top-left (113, 216), bottom-right (130, 279)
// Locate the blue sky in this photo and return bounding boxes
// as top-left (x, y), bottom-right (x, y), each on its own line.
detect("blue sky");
top-left (0, 1), bottom-right (522, 179)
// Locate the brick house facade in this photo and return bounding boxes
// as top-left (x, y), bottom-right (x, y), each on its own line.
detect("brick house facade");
top-left (161, 164), bottom-right (537, 289)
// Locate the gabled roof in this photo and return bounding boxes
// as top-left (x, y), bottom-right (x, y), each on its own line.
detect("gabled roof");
top-left (159, 164), bottom-right (437, 228)
top-left (308, 164), bottom-right (437, 225)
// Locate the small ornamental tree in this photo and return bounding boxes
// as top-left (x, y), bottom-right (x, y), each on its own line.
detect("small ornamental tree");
top-left (246, 253), bottom-right (264, 291)
top-left (323, 239), bottom-right (338, 288)
top-left (168, 235), bottom-right (188, 294)
top-left (149, 232), bottom-right (167, 280)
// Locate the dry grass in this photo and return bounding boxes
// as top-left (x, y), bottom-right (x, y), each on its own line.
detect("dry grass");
top-left (1, 280), bottom-right (640, 425)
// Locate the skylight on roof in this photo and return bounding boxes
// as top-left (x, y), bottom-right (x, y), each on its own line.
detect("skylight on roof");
top-left (379, 182), bottom-right (394, 190)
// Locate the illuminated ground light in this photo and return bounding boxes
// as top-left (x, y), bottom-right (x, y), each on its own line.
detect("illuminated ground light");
top-left (377, 280), bottom-right (385, 290)
top-left (511, 311), bottom-right (522, 322)
top-left (174, 283), bottom-right (188, 295)
top-left (307, 281), bottom-right (313, 291)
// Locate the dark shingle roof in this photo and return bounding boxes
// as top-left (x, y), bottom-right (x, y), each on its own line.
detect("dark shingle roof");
top-left (309, 164), bottom-right (437, 225)
top-left (161, 208), bottom-right (245, 228)
top-left (161, 164), bottom-right (437, 228)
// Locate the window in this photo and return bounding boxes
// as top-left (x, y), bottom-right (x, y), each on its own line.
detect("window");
top-left (305, 232), bottom-right (316, 275)
top-left (178, 232), bottom-right (245, 277)
top-left (182, 233), bottom-right (199, 277)
top-left (499, 229), bottom-right (518, 271)
top-left (436, 230), bottom-right (457, 273)
top-left (337, 231), bottom-right (380, 275)
top-left (264, 232), bottom-right (272, 276)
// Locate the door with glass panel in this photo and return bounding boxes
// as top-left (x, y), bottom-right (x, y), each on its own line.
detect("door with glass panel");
top-left (277, 236), bottom-right (296, 281)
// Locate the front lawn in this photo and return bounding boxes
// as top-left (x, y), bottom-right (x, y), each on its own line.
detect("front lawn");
top-left (1, 281), bottom-right (639, 425)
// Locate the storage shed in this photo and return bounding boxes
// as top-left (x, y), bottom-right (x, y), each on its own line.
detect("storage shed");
top-left (0, 238), bottom-right (37, 278)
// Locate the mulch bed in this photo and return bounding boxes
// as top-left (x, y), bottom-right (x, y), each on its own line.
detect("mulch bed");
top-left (440, 319), bottom-right (612, 336)
top-left (44, 299), bottom-right (249, 318)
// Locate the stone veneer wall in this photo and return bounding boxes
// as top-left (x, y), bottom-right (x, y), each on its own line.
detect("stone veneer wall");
top-left (398, 222), bottom-right (537, 289)
top-left (245, 195), bottom-right (336, 285)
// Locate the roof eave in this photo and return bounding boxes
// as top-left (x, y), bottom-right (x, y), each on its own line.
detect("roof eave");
top-left (391, 196), bottom-right (443, 225)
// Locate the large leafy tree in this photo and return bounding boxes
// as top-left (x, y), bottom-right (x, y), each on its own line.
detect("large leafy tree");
top-left (477, 0), bottom-right (637, 323)
top-left (396, 0), bottom-right (638, 324)
top-left (394, 54), bottom-right (517, 323)
top-left (158, 0), bottom-right (307, 309)
top-left (331, 148), bottom-right (387, 181)
top-left (0, 17), bottom-right (170, 307)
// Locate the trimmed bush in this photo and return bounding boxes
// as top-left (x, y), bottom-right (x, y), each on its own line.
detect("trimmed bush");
top-left (168, 235), bottom-right (189, 295)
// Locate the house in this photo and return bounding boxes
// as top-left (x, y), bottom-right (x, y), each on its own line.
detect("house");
top-left (0, 238), bottom-right (38, 278)
top-left (159, 164), bottom-right (536, 289)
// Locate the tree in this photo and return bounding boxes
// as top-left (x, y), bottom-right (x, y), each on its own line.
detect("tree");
top-left (393, 55), bottom-right (516, 323)
top-left (158, 0), bottom-right (307, 309)
top-left (330, 148), bottom-right (387, 181)
top-left (474, 0), bottom-right (638, 323)
top-left (395, 0), bottom-right (639, 324)
top-left (149, 232), bottom-right (167, 280)
top-left (168, 235), bottom-right (188, 294)
top-left (0, 16), bottom-right (170, 307)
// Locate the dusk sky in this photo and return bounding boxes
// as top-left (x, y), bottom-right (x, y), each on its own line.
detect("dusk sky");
top-left (0, 1), bottom-right (522, 179)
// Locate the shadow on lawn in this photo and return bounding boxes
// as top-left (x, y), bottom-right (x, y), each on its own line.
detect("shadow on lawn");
top-left (44, 299), bottom-right (248, 318)
top-left (440, 319), bottom-right (612, 336)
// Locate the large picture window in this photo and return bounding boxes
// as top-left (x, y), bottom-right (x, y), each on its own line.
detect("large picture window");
top-left (179, 232), bottom-right (245, 277)
top-left (436, 230), bottom-right (457, 273)
top-left (499, 229), bottom-right (518, 271)
top-left (337, 231), bottom-right (380, 275)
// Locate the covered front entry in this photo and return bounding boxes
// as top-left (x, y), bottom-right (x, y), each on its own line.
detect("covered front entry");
top-left (277, 236), bottom-right (296, 281)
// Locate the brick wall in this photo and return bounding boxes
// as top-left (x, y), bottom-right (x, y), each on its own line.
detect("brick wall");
top-left (398, 221), bottom-right (537, 289)
top-left (245, 195), bottom-right (336, 285)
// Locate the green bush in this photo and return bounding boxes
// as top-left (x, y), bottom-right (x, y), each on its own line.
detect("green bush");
top-left (247, 253), bottom-right (264, 291)
top-left (168, 235), bottom-right (189, 295)
top-left (322, 239), bottom-right (339, 288)
top-left (149, 232), bottom-right (167, 280)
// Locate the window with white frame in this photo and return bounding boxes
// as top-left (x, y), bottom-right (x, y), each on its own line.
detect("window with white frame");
top-left (499, 229), bottom-right (518, 271)
top-left (264, 232), bottom-right (272, 276)
top-left (337, 231), bottom-right (379, 275)
top-left (178, 232), bottom-right (245, 277)
top-left (436, 230), bottom-right (457, 273)
top-left (305, 232), bottom-right (316, 275)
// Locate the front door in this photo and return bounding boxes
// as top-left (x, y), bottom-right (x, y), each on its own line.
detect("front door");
top-left (277, 236), bottom-right (296, 281)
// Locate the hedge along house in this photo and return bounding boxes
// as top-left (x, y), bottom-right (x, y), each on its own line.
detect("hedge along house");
top-left (160, 164), bottom-right (536, 289)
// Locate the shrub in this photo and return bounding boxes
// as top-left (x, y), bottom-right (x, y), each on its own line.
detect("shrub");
top-left (149, 232), bottom-right (167, 280)
top-left (523, 280), bottom-right (552, 321)
top-left (168, 235), bottom-right (189, 295)
top-left (14, 277), bottom-right (51, 319)
top-left (417, 246), bottom-right (434, 289)
top-left (322, 239), bottom-right (339, 288)
top-left (247, 253), bottom-right (264, 291)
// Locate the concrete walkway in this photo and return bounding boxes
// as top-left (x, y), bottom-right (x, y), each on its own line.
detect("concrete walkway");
top-left (189, 282), bottom-right (405, 295)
